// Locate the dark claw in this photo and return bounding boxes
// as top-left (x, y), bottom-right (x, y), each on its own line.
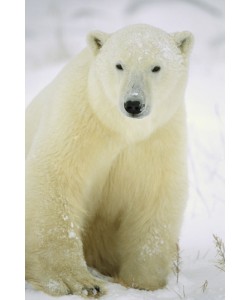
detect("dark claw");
top-left (82, 285), bottom-right (101, 296)
top-left (94, 285), bottom-right (100, 293)
top-left (87, 286), bottom-right (100, 295)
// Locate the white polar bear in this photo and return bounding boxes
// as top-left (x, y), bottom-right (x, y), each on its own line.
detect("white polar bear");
top-left (26, 24), bottom-right (193, 297)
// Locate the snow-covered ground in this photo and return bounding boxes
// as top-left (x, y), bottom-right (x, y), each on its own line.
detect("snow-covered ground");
top-left (25, 0), bottom-right (225, 299)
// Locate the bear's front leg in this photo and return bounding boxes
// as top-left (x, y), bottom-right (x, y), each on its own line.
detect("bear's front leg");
top-left (25, 115), bottom-right (127, 297)
top-left (117, 214), bottom-right (180, 291)
top-left (25, 161), bottom-right (106, 298)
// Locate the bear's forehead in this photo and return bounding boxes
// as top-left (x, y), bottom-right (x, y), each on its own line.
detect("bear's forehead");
top-left (105, 27), bottom-right (183, 64)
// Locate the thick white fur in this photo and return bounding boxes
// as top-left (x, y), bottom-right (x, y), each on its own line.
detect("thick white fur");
top-left (26, 24), bottom-right (193, 297)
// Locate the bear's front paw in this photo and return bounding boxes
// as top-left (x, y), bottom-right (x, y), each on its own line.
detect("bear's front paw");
top-left (27, 270), bottom-right (106, 298)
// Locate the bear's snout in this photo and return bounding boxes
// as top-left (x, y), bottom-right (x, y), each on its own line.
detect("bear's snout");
top-left (124, 100), bottom-right (144, 116)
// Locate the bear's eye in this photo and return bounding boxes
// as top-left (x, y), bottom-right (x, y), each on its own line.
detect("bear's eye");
top-left (152, 66), bottom-right (161, 73)
top-left (116, 64), bottom-right (123, 71)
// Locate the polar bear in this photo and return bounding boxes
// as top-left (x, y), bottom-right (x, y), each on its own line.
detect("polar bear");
top-left (26, 24), bottom-right (193, 297)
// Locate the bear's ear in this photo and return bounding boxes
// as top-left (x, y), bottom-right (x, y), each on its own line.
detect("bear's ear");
top-left (171, 31), bottom-right (194, 56)
top-left (87, 31), bottom-right (110, 55)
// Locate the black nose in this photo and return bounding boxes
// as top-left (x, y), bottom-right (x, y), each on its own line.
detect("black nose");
top-left (124, 100), bottom-right (142, 115)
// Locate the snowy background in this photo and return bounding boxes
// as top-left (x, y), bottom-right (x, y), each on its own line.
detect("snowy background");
top-left (25, 0), bottom-right (225, 299)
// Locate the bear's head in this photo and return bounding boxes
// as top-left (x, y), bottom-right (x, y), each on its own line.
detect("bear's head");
top-left (87, 24), bottom-right (193, 141)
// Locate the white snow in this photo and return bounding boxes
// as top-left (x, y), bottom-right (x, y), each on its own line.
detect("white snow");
top-left (82, 290), bottom-right (89, 297)
top-left (68, 230), bottom-right (76, 239)
top-left (46, 280), bottom-right (62, 294)
top-left (25, 0), bottom-right (225, 299)
top-left (140, 229), bottom-right (165, 259)
top-left (62, 214), bottom-right (69, 221)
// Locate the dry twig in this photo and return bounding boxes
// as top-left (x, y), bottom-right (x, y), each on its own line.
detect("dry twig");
top-left (200, 280), bottom-right (208, 293)
top-left (172, 243), bottom-right (182, 283)
top-left (213, 234), bottom-right (225, 272)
